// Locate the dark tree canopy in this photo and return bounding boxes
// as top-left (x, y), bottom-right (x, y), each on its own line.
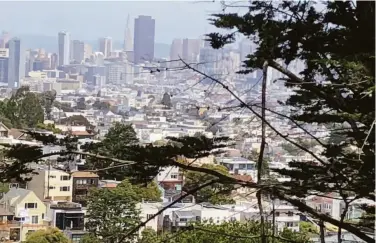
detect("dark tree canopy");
top-left (208, 1), bottom-right (375, 241)
top-left (183, 163), bottom-right (235, 204)
top-left (161, 92), bottom-right (172, 108)
top-left (0, 86), bottom-right (45, 128)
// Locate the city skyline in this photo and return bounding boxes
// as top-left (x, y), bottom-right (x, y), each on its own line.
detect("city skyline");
top-left (0, 1), bottom-right (222, 44)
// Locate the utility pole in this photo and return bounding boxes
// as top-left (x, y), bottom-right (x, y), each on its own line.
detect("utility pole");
top-left (47, 161), bottom-right (51, 199)
top-left (319, 219), bottom-right (326, 243)
top-left (272, 197), bottom-right (276, 243)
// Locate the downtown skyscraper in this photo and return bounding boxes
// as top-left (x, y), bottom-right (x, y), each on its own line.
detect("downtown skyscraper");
top-left (133, 15), bottom-right (155, 64)
top-left (7, 38), bottom-right (24, 89)
top-left (99, 37), bottom-right (112, 58)
top-left (71, 40), bottom-right (85, 63)
top-left (58, 31), bottom-right (70, 66)
top-left (0, 31), bottom-right (10, 48)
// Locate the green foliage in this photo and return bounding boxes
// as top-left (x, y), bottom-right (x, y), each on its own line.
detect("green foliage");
top-left (161, 92), bottom-right (172, 108)
top-left (24, 227), bottom-right (70, 243)
top-left (208, 0), bottom-right (375, 232)
top-left (83, 122), bottom-right (142, 181)
top-left (118, 179), bottom-right (162, 202)
top-left (75, 97), bottom-right (86, 110)
top-left (53, 101), bottom-right (74, 112)
top-left (184, 163), bottom-right (235, 204)
top-left (83, 123), bottom-right (229, 184)
top-left (85, 185), bottom-right (141, 243)
top-left (139, 221), bottom-right (310, 243)
top-left (39, 90), bottom-right (57, 120)
top-left (299, 221), bottom-right (319, 235)
top-left (0, 183), bottom-right (9, 194)
top-left (138, 228), bottom-right (159, 243)
top-left (0, 143), bottom-right (41, 183)
top-left (0, 86), bottom-right (44, 128)
top-left (92, 99), bottom-right (110, 110)
top-left (79, 234), bottom-right (101, 243)
top-left (59, 115), bottom-right (92, 128)
top-left (36, 123), bottom-right (62, 134)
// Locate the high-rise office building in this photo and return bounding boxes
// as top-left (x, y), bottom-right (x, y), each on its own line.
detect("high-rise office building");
top-left (84, 44), bottom-right (93, 60)
top-left (72, 40), bottom-right (85, 63)
top-left (0, 31), bottom-right (10, 48)
top-left (0, 58), bottom-right (8, 83)
top-left (58, 31), bottom-right (70, 66)
top-left (124, 15), bottom-right (133, 52)
top-left (170, 39), bottom-right (182, 61)
top-left (169, 39), bottom-right (182, 68)
top-left (0, 48), bottom-right (9, 83)
top-left (99, 37), bottom-right (112, 58)
top-left (8, 38), bottom-right (24, 89)
top-left (182, 39), bottom-right (201, 63)
top-left (133, 15), bottom-right (155, 64)
top-left (239, 39), bottom-right (253, 63)
top-left (50, 53), bottom-right (58, 69)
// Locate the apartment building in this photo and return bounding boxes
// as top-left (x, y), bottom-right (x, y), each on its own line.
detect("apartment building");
top-left (27, 168), bottom-right (73, 202)
top-left (71, 171), bottom-right (99, 207)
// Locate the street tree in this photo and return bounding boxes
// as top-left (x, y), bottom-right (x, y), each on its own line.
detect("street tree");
top-left (85, 185), bottom-right (141, 243)
top-left (24, 227), bottom-right (70, 243)
top-left (183, 163), bottom-right (235, 204)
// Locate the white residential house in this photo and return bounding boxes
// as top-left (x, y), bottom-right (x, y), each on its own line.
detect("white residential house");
top-left (216, 157), bottom-right (258, 182)
top-left (138, 203), bottom-right (160, 234)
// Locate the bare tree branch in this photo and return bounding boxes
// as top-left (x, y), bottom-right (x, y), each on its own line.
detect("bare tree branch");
top-left (179, 57), bottom-right (327, 165)
top-left (257, 60), bottom-right (268, 243)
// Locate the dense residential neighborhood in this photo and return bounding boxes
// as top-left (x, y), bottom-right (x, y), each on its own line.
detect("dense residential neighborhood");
top-left (0, 1), bottom-right (374, 243)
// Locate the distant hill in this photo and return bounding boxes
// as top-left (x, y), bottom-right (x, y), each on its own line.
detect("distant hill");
top-left (18, 34), bottom-right (170, 59)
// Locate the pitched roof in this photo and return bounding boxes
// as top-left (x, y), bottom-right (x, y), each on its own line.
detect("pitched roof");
top-left (8, 128), bottom-right (25, 139)
top-left (72, 171), bottom-right (99, 178)
top-left (1, 188), bottom-right (32, 207)
top-left (0, 122), bottom-right (9, 132)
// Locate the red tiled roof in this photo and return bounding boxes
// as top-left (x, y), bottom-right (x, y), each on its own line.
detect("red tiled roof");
top-left (70, 131), bottom-right (93, 136)
top-left (233, 174), bottom-right (253, 182)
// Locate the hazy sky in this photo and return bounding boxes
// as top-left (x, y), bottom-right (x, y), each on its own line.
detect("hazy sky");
top-left (0, 1), bottom-right (224, 44)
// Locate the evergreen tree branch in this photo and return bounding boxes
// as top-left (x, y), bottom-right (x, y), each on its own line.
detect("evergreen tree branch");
top-left (274, 191), bottom-right (374, 243)
top-left (34, 152), bottom-right (371, 241)
top-left (118, 180), bottom-right (218, 243)
top-left (268, 60), bottom-right (362, 141)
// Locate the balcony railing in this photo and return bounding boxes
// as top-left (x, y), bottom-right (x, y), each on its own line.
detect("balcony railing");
top-left (0, 220), bottom-right (21, 227)
top-left (75, 184), bottom-right (96, 190)
top-left (74, 195), bottom-right (88, 201)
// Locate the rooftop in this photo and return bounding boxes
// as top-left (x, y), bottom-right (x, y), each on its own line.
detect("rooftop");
top-left (71, 171), bottom-right (99, 178)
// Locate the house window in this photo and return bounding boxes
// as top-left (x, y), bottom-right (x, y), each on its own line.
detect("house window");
top-left (287, 211), bottom-right (294, 217)
top-left (48, 186), bottom-right (55, 189)
top-left (60, 186), bottom-right (70, 192)
top-left (286, 222), bottom-right (293, 227)
top-left (49, 175), bottom-right (56, 179)
top-left (60, 175), bottom-right (70, 181)
top-left (170, 173), bottom-right (179, 179)
top-left (275, 212), bottom-right (280, 217)
top-left (25, 203), bottom-right (37, 209)
top-left (179, 218), bottom-right (187, 222)
top-left (147, 214), bottom-right (154, 220)
top-left (31, 216), bottom-right (38, 224)
top-left (42, 213), bottom-right (44, 220)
